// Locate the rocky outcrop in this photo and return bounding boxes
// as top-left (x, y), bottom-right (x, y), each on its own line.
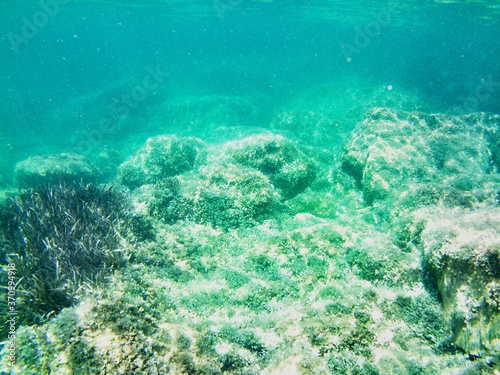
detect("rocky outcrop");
top-left (14, 153), bottom-right (99, 188)
top-left (230, 134), bottom-right (318, 198)
top-left (420, 207), bottom-right (500, 357)
top-left (340, 108), bottom-right (500, 207)
top-left (118, 135), bottom-right (204, 188)
top-left (341, 108), bottom-right (500, 357)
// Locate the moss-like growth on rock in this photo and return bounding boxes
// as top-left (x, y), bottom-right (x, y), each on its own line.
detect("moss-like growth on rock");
top-left (345, 248), bottom-right (388, 282)
top-left (327, 351), bottom-right (379, 375)
top-left (149, 176), bottom-right (194, 224)
top-left (196, 331), bottom-right (218, 356)
top-left (390, 294), bottom-right (453, 349)
top-left (219, 352), bottom-right (248, 372)
top-left (340, 109), bottom-right (500, 207)
top-left (392, 218), bottom-right (425, 253)
top-left (118, 135), bottom-right (204, 188)
top-left (219, 326), bottom-right (267, 356)
top-left (14, 153), bottom-right (99, 188)
top-left (129, 213), bottom-right (157, 242)
top-left (420, 208), bottom-right (500, 356)
top-left (193, 164), bottom-right (280, 229)
top-left (231, 134), bottom-right (318, 198)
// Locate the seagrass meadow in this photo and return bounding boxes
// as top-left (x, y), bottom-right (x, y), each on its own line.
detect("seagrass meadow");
top-left (0, 1), bottom-right (499, 374)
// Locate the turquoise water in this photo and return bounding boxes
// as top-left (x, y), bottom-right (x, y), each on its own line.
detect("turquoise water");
top-left (1, 1), bottom-right (500, 374)
top-left (1, 1), bottom-right (499, 167)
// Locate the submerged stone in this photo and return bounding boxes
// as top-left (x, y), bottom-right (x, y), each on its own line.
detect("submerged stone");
top-left (340, 108), bottom-right (500, 207)
top-left (421, 207), bottom-right (500, 356)
top-left (193, 163), bottom-right (280, 229)
top-left (230, 133), bottom-right (318, 199)
top-left (118, 134), bottom-right (204, 188)
top-left (14, 153), bottom-right (99, 188)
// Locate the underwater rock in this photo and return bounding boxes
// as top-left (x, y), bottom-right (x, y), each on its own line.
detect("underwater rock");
top-left (14, 153), bottom-right (99, 188)
top-left (340, 108), bottom-right (500, 206)
top-left (146, 176), bottom-right (195, 225)
top-left (132, 137), bottom-right (284, 229)
top-left (230, 133), bottom-right (318, 199)
top-left (271, 83), bottom-right (429, 148)
top-left (421, 207), bottom-right (500, 356)
top-left (5, 298), bottom-right (171, 374)
top-left (118, 134), bottom-right (204, 188)
top-left (193, 163), bottom-right (280, 229)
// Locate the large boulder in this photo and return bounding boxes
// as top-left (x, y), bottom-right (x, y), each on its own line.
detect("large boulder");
top-left (14, 153), bottom-right (99, 188)
top-left (229, 134), bottom-right (318, 199)
top-left (420, 207), bottom-right (500, 356)
top-left (136, 162), bottom-right (280, 230)
top-left (340, 109), bottom-right (500, 206)
top-left (271, 83), bottom-right (429, 148)
top-left (118, 135), bottom-right (204, 188)
top-left (193, 163), bottom-right (280, 230)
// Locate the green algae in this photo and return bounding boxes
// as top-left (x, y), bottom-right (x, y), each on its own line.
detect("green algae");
top-left (2, 86), bottom-right (500, 375)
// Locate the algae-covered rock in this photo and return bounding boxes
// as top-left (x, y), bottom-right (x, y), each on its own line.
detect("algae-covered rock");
top-left (14, 153), bottom-right (99, 188)
top-left (135, 159), bottom-right (281, 229)
top-left (271, 83), bottom-right (429, 148)
top-left (6, 100), bottom-right (500, 375)
top-left (193, 163), bottom-right (280, 229)
top-left (147, 177), bottom-right (193, 225)
top-left (340, 108), bottom-right (500, 206)
top-left (340, 108), bottom-right (500, 358)
top-left (118, 135), bottom-right (204, 188)
top-left (420, 207), bottom-right (500, 356)
top-left (6, 298), bottom-right (170, 374)
top-left (230, 134), bottom-right (318, 198)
